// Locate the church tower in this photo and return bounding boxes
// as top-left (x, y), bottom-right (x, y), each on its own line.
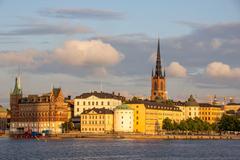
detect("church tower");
top-left (10, 76), bottom-right (22, 123)
top-left (151, 39), bottom-right (167, 101)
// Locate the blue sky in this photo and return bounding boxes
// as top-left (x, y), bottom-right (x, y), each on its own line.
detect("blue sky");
top-left (0, 0), bottom-right (240, 105)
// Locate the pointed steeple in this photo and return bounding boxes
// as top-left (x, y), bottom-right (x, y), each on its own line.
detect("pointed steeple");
top-left (155, 38), bottom-right (162, 77)
top-left (12, 76), bottom-right (22, 95)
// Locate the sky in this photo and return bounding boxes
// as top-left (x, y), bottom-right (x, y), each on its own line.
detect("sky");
top-left (0, 0), bottom-right (240, 105)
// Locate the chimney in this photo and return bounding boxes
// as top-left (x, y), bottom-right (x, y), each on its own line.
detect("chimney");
top-left (118, 93), bottom-right (120, 96)
top-left (112, 92), bottom-right (115, 95)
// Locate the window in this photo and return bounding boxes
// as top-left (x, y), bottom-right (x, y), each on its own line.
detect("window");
top-left (92, 102), bottom-right (94, 105)
top-left (77, 102), bottom-right (79, 105)
top-left (101, 101), bottom-right (104, 105)
top-left (96, 102), bottom-right (98, 105)
top-left (77, 108), bottom-right (79, 112)
top-left (88, 102), bottom-right (90, 105)
top-left (83, 101), bottom-right (85, 105)
top-left (107, 101), bottom-right (110, 105)
top-left (136, 111), bottom-right (139, 114)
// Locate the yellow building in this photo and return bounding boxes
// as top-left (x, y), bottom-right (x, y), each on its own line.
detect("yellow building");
top-left (224, 103), bottom-right (240, 112)
top-left (80, 108), bottom-right (114, 133)
top-left (0, 105), bottom-right (9, 131)
top-left (175, 95), bottom-right (200, 120)
top-left (128, 101), bottom-right (182, 135)
top-left (199, 103), bottom-right (224, 124)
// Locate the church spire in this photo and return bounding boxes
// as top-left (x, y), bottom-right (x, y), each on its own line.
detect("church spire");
top-left (12, 76), bottom-right (22, 96)
top-left (155, 38), bottom-right (162, 77)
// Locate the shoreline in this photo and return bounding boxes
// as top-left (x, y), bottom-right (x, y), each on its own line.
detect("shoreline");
top-left (3, 133), bottom-right (240, 140)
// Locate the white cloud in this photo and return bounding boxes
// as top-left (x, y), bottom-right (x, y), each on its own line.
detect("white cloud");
top-left (166, 62), bottom-right (187, 78)
top-left (52, 40), bottom-right (124, 66)
top-left (0, 49), bottom-right (49, 68)
top-left (0, 40), bottom-right (123, 70)
top-left (206, 61), bottom-right (240, 79)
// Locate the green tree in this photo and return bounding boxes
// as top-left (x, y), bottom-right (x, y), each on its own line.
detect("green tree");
top-left (163, 118), bottom-right (173, 131)
top-left (218, 114), bottom-right (240, 132)
top-left (178, 120), bottom-right (188, 131)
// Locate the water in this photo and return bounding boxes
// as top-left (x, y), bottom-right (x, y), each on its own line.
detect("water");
top-left (0, 138), bottom-right (239, 160)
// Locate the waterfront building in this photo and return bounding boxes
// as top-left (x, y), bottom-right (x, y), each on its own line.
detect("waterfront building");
top-left (10, 77), bottom-right (69, 134)
top-left (223, 103), bottom-right (240, 112)
top-left (114, 104), bottom-right (134, 133)
top-left (0, 105), bottom-right (9, 131)
top-left (74, 91), bottom-right (124, 117)
top-left (80, 108), bottom-right (114, 133)
top-left (176, 95), bottom-right (200, 120)
top-left (151, 39), bottom-right (167, 101)
top-left (175, 95), bottom-right (224, 124)
top-left (199, 103), bottom-right (224, 124)
top-left (128, 100), bottom-right (182, 134)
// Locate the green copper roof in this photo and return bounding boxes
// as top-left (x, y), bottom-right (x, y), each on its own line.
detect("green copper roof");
top-left (115, 104), bottom-right (132, 110)
top-left (12, 77), bottom-right (22, 95)
top-left (186, 95), bottom-right (199, 106)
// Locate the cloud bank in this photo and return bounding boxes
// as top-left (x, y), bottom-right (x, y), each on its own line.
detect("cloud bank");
top-left (166, 62), bottom-right (187, 78)
top-left (0, 23), bottom-right (93, 36)
top-left (40, 8), bottom-right (124, 20)
top-left (0, 40), bottom-right (123, 76)
top-left (206, 61), bottom-right (240, 79)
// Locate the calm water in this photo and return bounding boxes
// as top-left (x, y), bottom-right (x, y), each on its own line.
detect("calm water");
top-left (0, 138), bottom-right (240, 160)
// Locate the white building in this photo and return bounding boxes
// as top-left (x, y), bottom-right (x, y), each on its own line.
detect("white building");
top-left (74, 91), bottom-right (125, 117)
top-left (114, 104), bottom-right (134, 133)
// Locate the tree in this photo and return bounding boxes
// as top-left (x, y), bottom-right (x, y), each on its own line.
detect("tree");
top-left (163, 118), bottom-right (173, 131)
top-left (178, 120), bottom-right (188, 131)
top-left (61, 120), bottom-right (74, 133)
top-left (218, 114), bottom-right (240, 132)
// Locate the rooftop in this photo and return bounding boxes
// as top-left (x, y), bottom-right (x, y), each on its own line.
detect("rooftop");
top-left (82, 107), bottom-right (114, 115)
top-left (75, 91), bottom-right (125, 101)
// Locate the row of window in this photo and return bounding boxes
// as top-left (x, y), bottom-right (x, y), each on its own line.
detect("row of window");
top-left (17, 123), bottom-right (55, 127)
top-left (82, 128), bottom-right (104, 132)
top-left (81, 121), bottom-right (105, 125)
top-left (19, 112), bottom-right (56, 117)
top-left (77, 101), bottom-right (111, 106)
top-left (81, 115), bottom-right (111, 119)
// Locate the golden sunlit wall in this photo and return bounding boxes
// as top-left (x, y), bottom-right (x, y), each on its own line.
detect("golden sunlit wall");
top-left (223, 104), bottom-right (240, 112)
top-left (128, 104), bottom-right (146, 133)
top-left (128, 103), bottom-right (182, 135)
top-left (199, 107), bottom-right (224, 124)
top-left (81, 113), bottom-right (113, 133)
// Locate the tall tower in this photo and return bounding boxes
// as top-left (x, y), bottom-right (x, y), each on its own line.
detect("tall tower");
top-left (151, 39), bottom-right (167, 101)
top-left (10, 76), bottom-right (22, 124)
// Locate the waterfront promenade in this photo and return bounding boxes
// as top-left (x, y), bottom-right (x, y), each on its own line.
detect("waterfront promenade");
top-left (2, 131), bottom-right (240, 140)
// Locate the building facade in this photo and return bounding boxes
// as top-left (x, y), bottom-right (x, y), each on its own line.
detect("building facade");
top-left (199, 103), bottom-right (224, 124)
top-left (10, 77), bottom-right (69, 134)
top-left (175, 95), bottom-right (224, 124)
top-left (176, 95), bottom-right (200, 120)
top-left (128, 101), bottom-right (182, 134)
top-left (114, 104), bottom-right (134, 133)
top-left (74, 91), bottom-right (124, 117)
top-left (151, 39), bottom-right (167, 101)
top-left (80, 108), bottom-right (114, 133)
top-left (0, 105), bottom-right (9, 131)
top-left (224, 103), bottom-right (240, 112)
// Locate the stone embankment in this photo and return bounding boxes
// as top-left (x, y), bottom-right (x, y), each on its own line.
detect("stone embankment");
top-left (55, 132), bottom-right (240, 140)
